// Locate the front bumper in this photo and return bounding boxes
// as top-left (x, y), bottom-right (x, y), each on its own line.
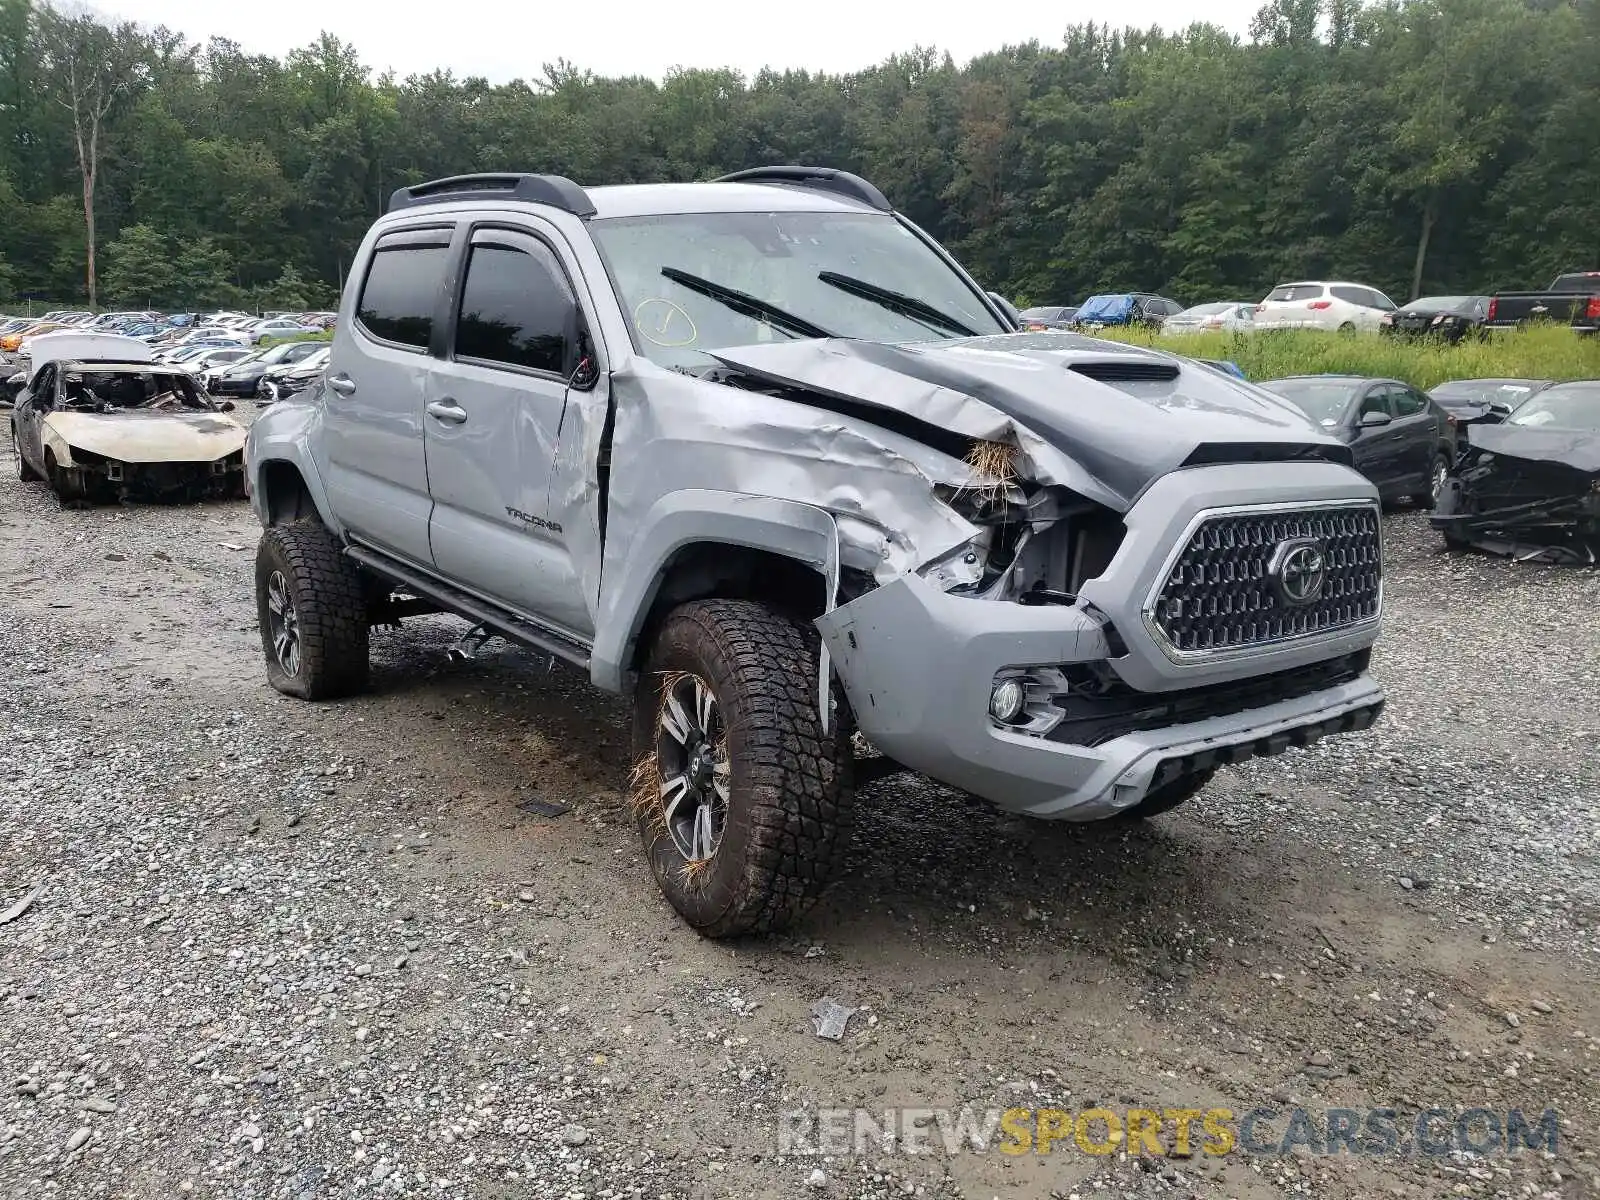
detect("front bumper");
top-left (817, 572), bottom-right (1385, 821)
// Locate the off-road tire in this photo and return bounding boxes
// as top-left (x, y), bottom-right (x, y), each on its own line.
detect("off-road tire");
top-left (255, 519), bottom-right (370, 700)
top-left (13, 426), bottom-right (38, 481)
top-left (1118, 768), bottom-right (1216, 821)
top-left (631, 599), bottom-right (853, 938)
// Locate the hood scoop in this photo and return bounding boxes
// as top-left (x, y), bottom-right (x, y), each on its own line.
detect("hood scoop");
top-left (1068, 360), bottom-right (1180, 383)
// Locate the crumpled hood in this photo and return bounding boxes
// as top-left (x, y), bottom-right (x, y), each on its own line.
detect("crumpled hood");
top-left (709, 332), bottom-right (1349, 511)
top-left (45, 409), bottom-right (247, 463)
top-left (1466, 424), bottom-right (1600, 475)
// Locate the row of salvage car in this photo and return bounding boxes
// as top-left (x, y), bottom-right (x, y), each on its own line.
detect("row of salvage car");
top-left (1, 322), bottom-right (1595, 566)
top-left (0, 329), bottom-right (297, 504)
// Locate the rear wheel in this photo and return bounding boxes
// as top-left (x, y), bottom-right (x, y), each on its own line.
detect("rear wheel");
top-left (1118, 768), bottom-right (1216, 821)
top-left (255, 520), bottom-right (370, 699)
top-left (630, 599), bottom-right (853, 938)
top-left (1338, 322), bottom-right (1357, 336)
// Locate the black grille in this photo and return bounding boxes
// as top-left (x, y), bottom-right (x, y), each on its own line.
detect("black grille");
top-left (1150, 505), bottom-right (1381, 654)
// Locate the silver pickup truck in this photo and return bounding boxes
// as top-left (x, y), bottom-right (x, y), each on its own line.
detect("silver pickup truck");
top-left (244, 166), bottom-right (1386, 937)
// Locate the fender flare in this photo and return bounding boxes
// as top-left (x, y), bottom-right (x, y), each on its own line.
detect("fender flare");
top-left (590, 490), bottom-right (839, 700)
top-left (250, 447), bottom-right (341, 533)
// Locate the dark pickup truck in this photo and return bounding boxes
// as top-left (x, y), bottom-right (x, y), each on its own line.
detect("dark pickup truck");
top-left (1486, 270), bottom-right (1600, 334)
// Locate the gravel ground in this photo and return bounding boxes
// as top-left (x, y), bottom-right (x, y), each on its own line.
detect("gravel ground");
top-left (0, 455), bottom-right (1596, 1200)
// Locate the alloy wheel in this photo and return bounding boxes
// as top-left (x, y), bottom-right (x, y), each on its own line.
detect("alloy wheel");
top-left (265, 570), bottom-right (301, 676)
top-left (654, 673), bottom-right (731, 862)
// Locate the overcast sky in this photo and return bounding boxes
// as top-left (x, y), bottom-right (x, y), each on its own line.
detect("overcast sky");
top-left (108, 0), bottom-right (1263, 81)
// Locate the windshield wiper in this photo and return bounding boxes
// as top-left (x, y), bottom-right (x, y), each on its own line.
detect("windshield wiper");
top-left (817, 270), bottom-right (979, 337)
top-left (659, 267), bottom-right (834, 340)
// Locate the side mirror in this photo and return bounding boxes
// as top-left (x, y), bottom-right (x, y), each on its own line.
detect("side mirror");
top-left (1359, 410), bottom-right (1393, 428)
top-left (986, 291), bottom-right (1022, 329)
top-left (1489, 400), bottom-right (1513, 417)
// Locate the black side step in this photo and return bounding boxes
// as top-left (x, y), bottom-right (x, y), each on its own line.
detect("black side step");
top-left (345, 545), bottom-right (592, 670)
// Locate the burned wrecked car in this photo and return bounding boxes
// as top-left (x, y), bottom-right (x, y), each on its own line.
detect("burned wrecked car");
top-left (246, 167), bottom-right (1387, 938)
top-left (9, 357), bottom-right (247, 504)
top-left (1432, 380), bottom-right (1600, 563)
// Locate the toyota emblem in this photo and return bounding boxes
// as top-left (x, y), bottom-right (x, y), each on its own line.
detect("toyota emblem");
top-left (1269, 538), bottom-right (1327, 606)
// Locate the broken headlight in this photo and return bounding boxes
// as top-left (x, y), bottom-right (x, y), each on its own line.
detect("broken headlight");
top-left (920, 482), bottom-right (1031, 594)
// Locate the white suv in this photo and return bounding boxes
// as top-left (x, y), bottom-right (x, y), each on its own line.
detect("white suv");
top-left (1255, 281), bottom-right (1397, 333)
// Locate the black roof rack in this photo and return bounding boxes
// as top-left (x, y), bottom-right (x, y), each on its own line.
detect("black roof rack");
top-left (713, 166), bottom-right (891, 212)
top-left (387, 173), bottom-right (597, 218)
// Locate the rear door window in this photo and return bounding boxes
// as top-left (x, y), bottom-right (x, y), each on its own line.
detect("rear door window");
top-left (1390, 384), bottom-right (1428, 416)
top-left (356, 229), bottom-right (453, 350)
top-left (1331, 285), bottom-right (1371, 307)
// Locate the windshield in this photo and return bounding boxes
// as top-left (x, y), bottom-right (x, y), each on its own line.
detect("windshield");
top-left (589, 210), bottom-right (1005, 368)
top-left (1430, 379), bottom-right (1546, 408)
top-left (1265, 284), bottom-right (1324, 303)
top-left (1505, 382), bottom-right (1600, 431)
top-left (1260, 378), bottom-right (1358, 425)
top-left (61, 368), bottom-right (209, 411)
top-left (1173, 303), bottom-right (1234, 319)
top-left (1405, 295), bottom-right (1472, 313)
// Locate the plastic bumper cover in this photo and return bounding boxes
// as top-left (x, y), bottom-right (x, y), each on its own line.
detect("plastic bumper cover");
top-left (816, 572), bottom-right (1386, 821)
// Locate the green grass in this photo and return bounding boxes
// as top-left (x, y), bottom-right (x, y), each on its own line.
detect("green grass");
top-left (1096, 324), bottom-right (1600, 389)
top-left (258, 330), bottom-right (333, 349)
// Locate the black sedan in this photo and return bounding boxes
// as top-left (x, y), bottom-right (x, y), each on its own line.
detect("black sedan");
top-left (258, 347), bottom-right (330, 403)
top-left (1260, 375), bottom-right (1454, 506)
top-left (206, 340), bottom-right (327, 397)
top-left (1432, 380), bottom-right (1600, 563)
top-left (1380, 295), bottom-right (1490, 343)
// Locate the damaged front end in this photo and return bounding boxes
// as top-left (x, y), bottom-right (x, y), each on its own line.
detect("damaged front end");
top-left (53, 446), bottom-right (247, 505)
top-left (1433, 427), bottom-right (1600, 565)
top-left (597, 335), bottom-right (1386, 820)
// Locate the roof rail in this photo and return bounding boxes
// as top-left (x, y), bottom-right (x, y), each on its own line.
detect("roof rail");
top-left (713, 166), bottom-right (891, 212)
top-left (386, 173), bottom-right (597, 218)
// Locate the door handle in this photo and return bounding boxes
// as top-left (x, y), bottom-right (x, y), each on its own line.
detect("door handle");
top-left (326, 373), bottom-right (357, 396)
top-left (426, 400), bottom-right (467, 425)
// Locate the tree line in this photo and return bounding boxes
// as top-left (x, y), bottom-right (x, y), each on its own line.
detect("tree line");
top-left (1, 0), bottom-right (1596, 313)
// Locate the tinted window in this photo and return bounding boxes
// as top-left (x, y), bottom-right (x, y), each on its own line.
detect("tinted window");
top-left (1550, 273), bottom-right (1600, 292)
top-left (1331, 286), bottom-right (1371, 307)
top-left (1368, 289), bottom-right (1397, 311)
top-left (1391, 385), bottom-right (1427, 416)
top-left (1266, 284), bottom-right (1324, 302)
top-left (455, 241), bottom-right (576, 375)
top-left (1359, 387), bottom-right (1393, 419)
top-left (358, 241), bottom-right (449, 349)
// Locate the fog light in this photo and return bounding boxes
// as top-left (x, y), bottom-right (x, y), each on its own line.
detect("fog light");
top-left (989, 678), bottom-right (1025, 723)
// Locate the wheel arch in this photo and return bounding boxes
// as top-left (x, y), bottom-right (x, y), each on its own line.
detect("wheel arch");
top-left (252, 454), bottom-right (339, 531)
top-left (590, 492), bottom-right (840, 695)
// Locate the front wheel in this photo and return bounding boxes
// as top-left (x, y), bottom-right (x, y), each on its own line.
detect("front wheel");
top-left (254, 520), bottom-right (370, 699)
top-left (1411, 454), bottom-right (1450, 509)
top-left (630, 599), bottom-right (854, 938)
